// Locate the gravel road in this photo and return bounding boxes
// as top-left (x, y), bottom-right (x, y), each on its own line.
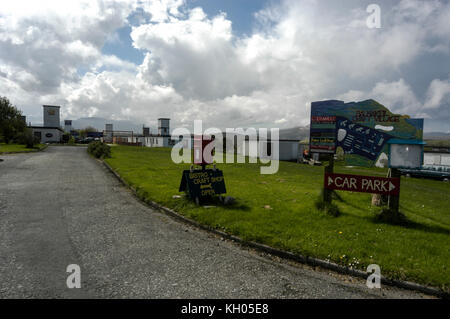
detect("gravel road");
top-left (0, 146), bottom-right (430, 298)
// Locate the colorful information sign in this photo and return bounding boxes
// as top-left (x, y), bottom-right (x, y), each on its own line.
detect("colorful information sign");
top-left (324, 172), bottom-right (400, 196)
top-left (310, 99), bottom-right (424, 167)
top-left (310, 116), bottom-right (337, 154)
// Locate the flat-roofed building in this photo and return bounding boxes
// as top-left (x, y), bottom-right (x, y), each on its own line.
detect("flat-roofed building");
top-left (29, 105), bottom-right (63, 143)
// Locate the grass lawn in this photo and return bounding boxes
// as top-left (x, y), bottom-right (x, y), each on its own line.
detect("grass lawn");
top-left (105, 145), bottom-right (450, 290)
top-left (0, 143), bottom-right (46, 153)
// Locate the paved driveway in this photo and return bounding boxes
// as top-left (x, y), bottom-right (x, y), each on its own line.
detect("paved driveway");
top-left (0, 146), bottom-right (429, 298)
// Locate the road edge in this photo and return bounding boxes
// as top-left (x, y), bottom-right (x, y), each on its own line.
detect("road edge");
top-left (101, 159), bottom-right (448, 299)
top-left (0, 143), bottom-right (48, 155)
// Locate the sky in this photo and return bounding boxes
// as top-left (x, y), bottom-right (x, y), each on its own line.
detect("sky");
top-left (0, 0), bottom-right (449, 132)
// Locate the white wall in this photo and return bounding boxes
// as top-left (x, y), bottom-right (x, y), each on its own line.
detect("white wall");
top-left (424, 152), bottom-right (450, 166)
top-left (32, 128), bottom-right (62, 143)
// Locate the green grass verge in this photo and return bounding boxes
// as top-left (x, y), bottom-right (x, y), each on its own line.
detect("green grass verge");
top-left (105, 145), bottom-right (450, 290)
top-left (0, 143), bottom-right (46, 153)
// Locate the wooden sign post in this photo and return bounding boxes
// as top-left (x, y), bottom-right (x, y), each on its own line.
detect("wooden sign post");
top-left (323, 155), bottom-right (334, 204)
top-left (323, 169), bottom-right (401, 214)
top-left (179, 134), bottom-right (227, 204)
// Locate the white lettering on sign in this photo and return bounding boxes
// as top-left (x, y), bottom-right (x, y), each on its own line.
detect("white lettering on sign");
top-left (362, 178), bottom-right (395, 192)
top-left (389, 182), bottom-right (395, 191)
top-left (328, 176), bottom-right (334, 186)
top-left (328, 176), bottom-right (357, 190)
top-left (362, 178), bottom-right (371, 191)
top-left (326, 173), bottom-right (399, 195)
top-left (350, 178), bottom-right (357, 189)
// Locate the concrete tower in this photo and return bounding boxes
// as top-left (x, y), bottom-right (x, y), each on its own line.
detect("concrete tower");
top-left (158, 118), bottom-right (170, 136)
top-left (104, 123), bottom-right (113, 143)
top-left (43, 105), bottom-right (60, 128)
top-left (64, 120), bottom-right (72, 133)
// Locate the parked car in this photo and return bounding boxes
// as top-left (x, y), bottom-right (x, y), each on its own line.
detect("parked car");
top-left (400, 165), bottom-right (450, 182)
top-left (78, 137), bottom-right (95, 144)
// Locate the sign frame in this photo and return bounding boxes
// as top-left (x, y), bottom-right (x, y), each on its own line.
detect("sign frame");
top-left (324, 172), bottom-right (400, 196)
top-left (179, 168), bottom-right (226, 200)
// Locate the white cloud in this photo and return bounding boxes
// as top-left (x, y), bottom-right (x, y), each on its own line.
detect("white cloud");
top-left (423, 78), bottom-right (450, 109)
top-left (131, 6), bottom-right (261, 100)
top-left (0, 0), bottom-right (134, 94)
top-left (338, 77), bottom-right (450, 119)
top-left (139, 0), bottom-right (185, 22)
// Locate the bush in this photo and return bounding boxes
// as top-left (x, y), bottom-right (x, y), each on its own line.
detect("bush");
top-left (87, 141), bottom-right (111, 159)
top-left (314, 189), bottom-right (341, 217)
top-left (62, 132), bottom-right (70, 143)
top-left (15, 128), bottom-right (39, 148)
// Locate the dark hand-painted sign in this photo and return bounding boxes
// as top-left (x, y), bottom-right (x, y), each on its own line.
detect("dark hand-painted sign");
top-left (179, 169), bottom-right (226, 199)
top-left (324, 172), bottom-right (400, 196)
top-left (310, 99), bottom-right (424, 167)
top-left (310, 116), bottom-right (337, 154)
top-left (336, 117), bottom-right (392, 161)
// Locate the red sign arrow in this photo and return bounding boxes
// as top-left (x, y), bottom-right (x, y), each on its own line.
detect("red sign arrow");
top-left (324, 172), bottom-right (400, 196)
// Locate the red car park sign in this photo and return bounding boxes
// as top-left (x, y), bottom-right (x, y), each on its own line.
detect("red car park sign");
top-left (324, 172), bottom-right (400, 196)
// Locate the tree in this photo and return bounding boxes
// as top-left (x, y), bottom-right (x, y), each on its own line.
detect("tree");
top-left (0, 96), bottom-right (26, 143)
top-left (15, 128), bottom-right (39, 148)
top-left (79, 126), bottom-right (97, 139)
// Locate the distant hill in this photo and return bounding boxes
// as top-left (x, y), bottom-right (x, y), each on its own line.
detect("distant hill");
top-left (278, 126), bottom-right (310, 140)
top-left (277, 127), bottom-right (450, 141)
top-left (423, 132), bottom-right (450, 140)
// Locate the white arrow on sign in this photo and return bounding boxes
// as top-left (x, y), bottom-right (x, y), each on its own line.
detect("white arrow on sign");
top-left (328, 177), bottom-right (334, 186)
top-left (389, 181), bottom-right (396, 191)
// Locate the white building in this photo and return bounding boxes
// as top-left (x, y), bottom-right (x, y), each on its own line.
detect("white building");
top-left (30, 105), bottom-right (64, 143)
top-left (234, 136), bottom-right (300, 161)
top-left (424, 152), bottom-right (450, 166)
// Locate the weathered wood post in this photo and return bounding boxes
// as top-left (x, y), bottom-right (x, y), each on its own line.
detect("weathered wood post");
top-left (388, 168), bottom-right (401, 214)
top-left (323, 155), bottom-right (334, 204)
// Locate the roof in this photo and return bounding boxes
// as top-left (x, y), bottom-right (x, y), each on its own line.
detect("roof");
top-left (42, 105), bottom-right (61, 108)
top-left (29, 126), bottom-right (64, 132)
top-left (387, 139), bottom-right (426, 145)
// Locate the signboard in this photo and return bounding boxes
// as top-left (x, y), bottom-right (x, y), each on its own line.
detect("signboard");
top-left (324, 172), bottom-right (400, 196)
top-left (388, 139), bottom-right (425, 169)
top-left (310, 116), bottom-right (337, 153)
top-left (179, 169), bottom-right (226, 199)
top-left (310, 99), bottom-right (424, 167)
